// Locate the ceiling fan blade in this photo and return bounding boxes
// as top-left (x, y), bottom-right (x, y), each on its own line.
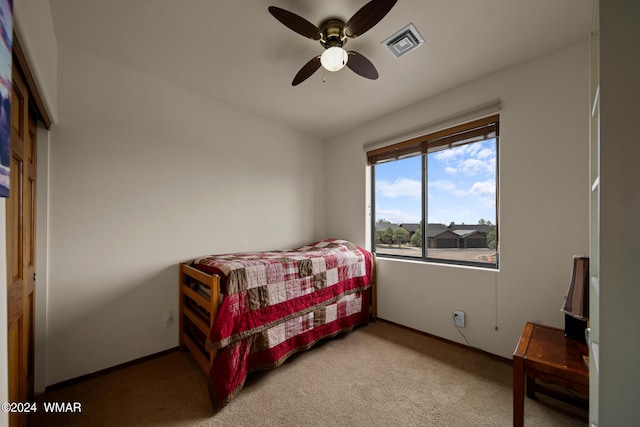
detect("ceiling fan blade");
top-left (346, 51), bottom-right (379, 80)
top-left (345, 0), bottom-right (397, 38)
top-left (292, 56), bottom-right (322, 86)
top-left (268, 6), bottom-right (321, 40)
top-left (345, 0), bottom-right (398, 38)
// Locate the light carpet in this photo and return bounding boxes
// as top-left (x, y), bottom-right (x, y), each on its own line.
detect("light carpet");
top-left (30, 321), bottom-right (587, 426)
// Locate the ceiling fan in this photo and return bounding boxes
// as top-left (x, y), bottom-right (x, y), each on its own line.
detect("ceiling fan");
top-left (268, 0), bottom-right (398, 86)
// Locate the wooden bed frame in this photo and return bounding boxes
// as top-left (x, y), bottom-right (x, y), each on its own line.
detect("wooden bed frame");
top-left (178, 253), bottom-right (377, 374)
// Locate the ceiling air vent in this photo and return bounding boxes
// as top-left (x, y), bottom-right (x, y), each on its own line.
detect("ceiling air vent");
top-left (383, 23), bottom-right (424, 58)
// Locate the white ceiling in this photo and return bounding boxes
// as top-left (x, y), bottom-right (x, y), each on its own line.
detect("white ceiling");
top-left (49, 0), bottom-right (593, 139)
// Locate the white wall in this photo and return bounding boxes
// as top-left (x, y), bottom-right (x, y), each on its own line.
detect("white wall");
top-left (14, 0), bottom-right (58, 122)
top-left (325, 42), bottom-right (590, 358)
top-left (46, 44), bottom-right (325, 385)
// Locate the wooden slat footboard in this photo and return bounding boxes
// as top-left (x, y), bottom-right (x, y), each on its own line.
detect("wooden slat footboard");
top-left (179, 263), bottom-right (220, 372)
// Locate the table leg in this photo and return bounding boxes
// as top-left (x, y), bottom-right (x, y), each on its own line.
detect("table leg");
top-left (526, 374), bottom-right (536, 399)
top-left (513, 356), bottom-right (524, 427)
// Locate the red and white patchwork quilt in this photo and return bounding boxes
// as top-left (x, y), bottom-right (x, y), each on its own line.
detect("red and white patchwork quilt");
top-left (192, 239), bottom-right (373, 411)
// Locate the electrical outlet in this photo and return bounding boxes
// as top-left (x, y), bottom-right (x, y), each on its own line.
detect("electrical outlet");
top-left (453, 310), bottom-right (465, 328)
top-left (164, 311), bottom-right (174, 328)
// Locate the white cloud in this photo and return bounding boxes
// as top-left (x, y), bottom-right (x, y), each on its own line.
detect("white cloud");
top-left (458, 158), bottom-right (495, 176)
top-left (376, 178), bottom-right (422, 199)
top-left (376, 209), bottom-right (420, 224)
top-left (433, 149), bottom-right (456, 161)
top-left (434, 143), bottom-right (482, 161)
top-left (432, 141), bottom-right (496, 177)
top-left (429, 179), bottom-right (456, 191)
top-left (468, 180), bottom-right (496, 197)
top-left (477, 148), bottom-right (494, 159)
top-left (450, 179), bottom-right (496, 208)
top-left (451, 178), bottom-right (494, 196)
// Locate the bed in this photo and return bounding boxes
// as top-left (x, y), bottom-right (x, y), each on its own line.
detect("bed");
top-left (178, 238), bottom-right (376, 411)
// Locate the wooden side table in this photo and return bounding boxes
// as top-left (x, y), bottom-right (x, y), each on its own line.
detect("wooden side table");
top-left (513, 322), bottom-right (589, 427)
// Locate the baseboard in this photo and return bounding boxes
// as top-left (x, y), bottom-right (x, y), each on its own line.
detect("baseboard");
top-left (43, 347), bottom-right (180, 393)
top-left (377, 318), bottom-right (512, 366)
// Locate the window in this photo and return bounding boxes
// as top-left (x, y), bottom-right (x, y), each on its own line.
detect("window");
top-left (369, 115), bottom-right (499, 268)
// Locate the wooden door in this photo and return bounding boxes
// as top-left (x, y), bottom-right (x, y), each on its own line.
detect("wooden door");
top-left (6, 61), bottom-right (37, 427)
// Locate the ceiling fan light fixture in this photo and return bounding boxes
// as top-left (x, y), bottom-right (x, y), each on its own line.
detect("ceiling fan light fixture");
top-left (320, 47), bottom-right (348, 72)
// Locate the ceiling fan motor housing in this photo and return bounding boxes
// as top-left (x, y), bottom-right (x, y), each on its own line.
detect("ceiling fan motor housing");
top-left (320, 19), bottom-right (347, 49)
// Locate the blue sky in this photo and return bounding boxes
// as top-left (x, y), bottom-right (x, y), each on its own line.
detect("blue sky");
top-left (374, 139), bottom-right (497, 225)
